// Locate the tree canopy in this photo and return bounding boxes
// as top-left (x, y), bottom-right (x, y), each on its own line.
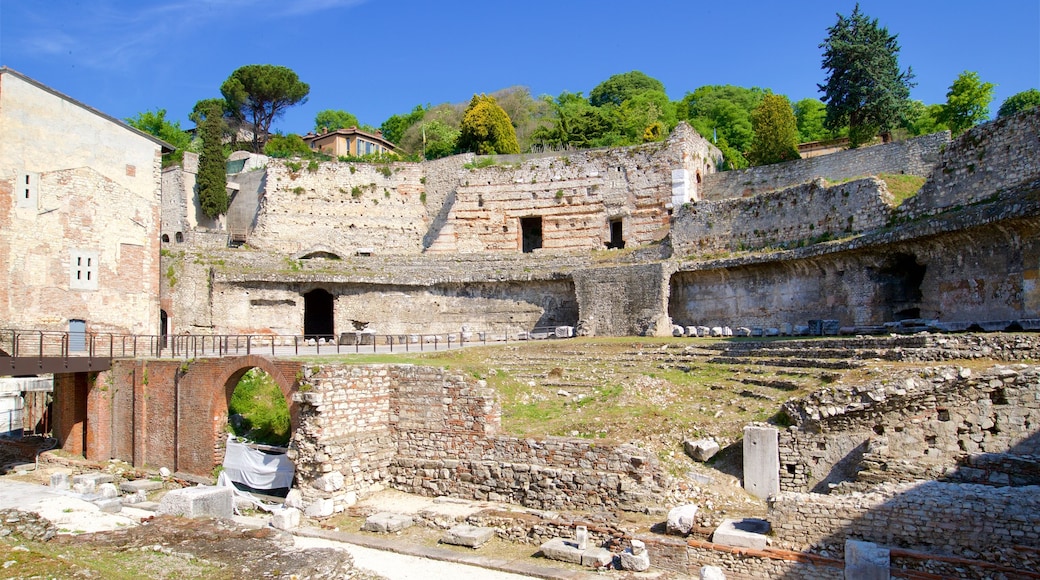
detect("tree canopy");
top-left (818, 4), bottom-right (915, 147)
top-left (125, 109), bottom-right (192, 167)
top-left (589, 71), bottom-right (666, 108)
top-left (456, 94), bottom-right (520, 155)
top-left (997, 89), bottom-right (1040, 118)
top-left (748, 95), bottom-right (801, 166)
top-left (313, 109), bottom-right (361, 133)
top-left (682, 85), bottom-right (768, 168)
top-left (220, 64), bottom-right (309, 153)
top-left (380, 104), bottom-right (427, 144)
top-left (937, 71), bottom-right (995, 136)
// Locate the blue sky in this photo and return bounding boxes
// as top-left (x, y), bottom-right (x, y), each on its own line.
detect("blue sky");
top-left (1, 0), bottom-right (1038, 136)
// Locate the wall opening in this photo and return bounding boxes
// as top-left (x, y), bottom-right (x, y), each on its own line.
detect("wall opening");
top-left (303, 289), bottom-right (335, 338)
top-left (607, 220), bottom-right (625, 249)
top-left (878, 253), bottom-right (926, 321)
top-left (226, 367), bottom-right (293, 496)
top-left (175, 232), bottom-right (184, 243)
top-left (161, 234), bottom-right (170, 243)
top-left (160, 310), bottom-right (169, 348)
top-left (520, 216), bottom-right (542, 253)
top-left (69, 319), bottom-right (86, 352)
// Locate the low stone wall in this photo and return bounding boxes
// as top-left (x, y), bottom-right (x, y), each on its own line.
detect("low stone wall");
top-left (701, 131), bottom-right (948, 200)
top-left (671, 177), bottom-right (893, 256)
top-left (770, 482), bottom-right (1040, 557)
top-left (291, 363), bottom-right (670, 513)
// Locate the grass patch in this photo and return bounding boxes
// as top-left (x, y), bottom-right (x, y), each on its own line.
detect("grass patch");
top-left (878, 173), bottom-right (927, 207)
top-left (0, 537), bottom-right (229, 579)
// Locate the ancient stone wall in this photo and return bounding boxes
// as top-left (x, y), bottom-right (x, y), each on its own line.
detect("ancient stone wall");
top-left (670, 178), bottom-right (893, 256)
top-left (900, 109), bottom-right (1040, 219)
top-left (770, 481), bottom-right (1040, 557)
top-left (778, 350), bottom-right (1040, 493)
top-left (700, 131), bottom-right (948, 200)
top-left (291, 363), bottom-right (670, 513)
top-left (574, 262), bottom-right (673, 336)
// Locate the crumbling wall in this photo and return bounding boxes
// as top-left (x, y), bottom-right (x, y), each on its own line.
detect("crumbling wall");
top-left (701, 131), bottom-right (948, 200)
top-left (291, 363), bottom-right (670, 513)
top-left (778, 352), bottom-right (1040, 493)
top-left (671, 177), bottom-right (893, 256)
top-left (574, 262), bottom-right (673, 336)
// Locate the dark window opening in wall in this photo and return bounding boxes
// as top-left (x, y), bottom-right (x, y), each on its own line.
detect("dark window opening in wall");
top-left (878, 253), bottom-right (926, 321)
top-left (175, 232), bottom-right (184, 243)
top-left (160, 310), bottom-right (169, 348)
top-left (304, 289), bottom-right (335, 339)
top-left (520, 217), bottom-right (542, 253)
top-left (696, 170), bottom-right (702, 184)
top-left (161, 234), bottom-right (170, 243)
top-left (606, 220), bottom-right (625, 249)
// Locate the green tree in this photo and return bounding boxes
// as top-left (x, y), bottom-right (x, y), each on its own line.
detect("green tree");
top-left (617, 90), bottom-right (677, 143)
top-left (901, 100), bottom-right (948, 136)
top-left (748, 95), bottom-right (801, 166)
top-left (264, 133), bottom-right (311, 158)
top-left (195, 100), bottom-right (229, 219)
top-left (125, 109), bottom-right (192, 167)
top-left (419, 120), bottom-right (461, 159)
top-left (532, 92), bottom-right (616, 149)
top-left (490, 86), bottom-right (552, 152)
top-left (819, 4), bottom-right (915, 147)
top-left (220, 64), bottom-right (310, 153)
top-left (397, 103), bottom-right (464, 157)
top-left (380, 104), bottom-right (427, 144)
top-left (937, 71), bottom-right (995, 135)
top-left (456, 94), bottom-right (520, 155)
top-left (997, 88), bottom-right (1040, 118)
top-left (793, 98), bottom-right (830, 142)
top-left (313, 109), bottom-right (359, 133)
top-left (682, 85), bottom-right (768, 169)
top-left (589, 71), bottom-right (666, 107)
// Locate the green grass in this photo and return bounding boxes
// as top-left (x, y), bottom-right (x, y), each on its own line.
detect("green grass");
top-left (0, 538), bottom-right (229, 579)
top-left (878, 173), bottom-right (927, 206)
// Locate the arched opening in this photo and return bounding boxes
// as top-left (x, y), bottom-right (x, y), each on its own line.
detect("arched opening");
top-left (161, 234), bottom-right (170, 243)
top-left (300, 251), bottom-right (341, 260)
top-left (304, 289), bottom-right (335, 339)
top-left (878, 253), bottom-right (926, 321)
top-left (175, 232), bottom-right (184, 243)
top-left (224, 367), bottom-right (294, 497)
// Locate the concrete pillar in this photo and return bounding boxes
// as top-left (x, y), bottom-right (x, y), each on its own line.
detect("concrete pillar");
top-left (742, 425), bottom-right (779, 499)
top-left (845, 539), bottom-right (890, 580)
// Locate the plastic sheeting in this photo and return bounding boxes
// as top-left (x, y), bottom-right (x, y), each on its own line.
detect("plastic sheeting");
top-left (220, 434), bottom-right (294, 491)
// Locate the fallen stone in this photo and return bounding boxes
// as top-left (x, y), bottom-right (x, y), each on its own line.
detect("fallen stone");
top-left (722, 326), bottom-right (733, 337)
top-left (582, 547), bottom-right (613, 568)
top-left (73, 473), bottom-right (114, 487)
top-left (712, 518), bottom-right (770, 550)
top-left (619, 539), bottom-right (650, 571)
top-left (684, 438), bottom-right (720, 462)
top-left (710, 326), bottom-right (723, 337)
top-left (697, 326), bottom-right (711, 337)
top-left (362, 512), bottom-right (413, 533)
top-left (701, 565), bottom-right (726, 579)
top-left (94, 498), bottom-right (122, 513)
top-left (312, 471), bottom-right (344, 492)
top-left (667, 504), bottom-right (699, 535)
top-left (685, 326), bottom-right (698, 337)
top-left (672, 325), bottom-right (684, 337)
top-left (284, 489), bottom-right (304, 510)
top-left (120, 479), bottom-right (163, 494)
top-left (271, 507), bottom-right (301, 531)
top-left (50, 472), bottom-right (70, 490)
top-left (305, 498), bottom-right (334, 518)
top-left (575, 525), bottom-right (588, 550)
top-left (98, 483), bottom-right (120, 499)
top-left (441, 524), bottom-right (495, 548)
top-left (539, 537), bottom-right (583, 564)
top-left (158, 486), bottom-right (233, 519)
top-left (159, 467), bottom-right (172, 478)
top-left (845, 539), bottom-right (890, 580)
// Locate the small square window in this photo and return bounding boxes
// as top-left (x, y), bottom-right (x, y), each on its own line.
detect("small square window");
top-left (70, 249), bottom-right (99, 290)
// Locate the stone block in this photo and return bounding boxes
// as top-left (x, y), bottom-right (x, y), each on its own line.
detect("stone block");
top-left (722, 326), bottom-right (733, 336)
top-left (120, 479), bottom-right (162, 494)
top-left (667, 504), bottom-right (699, 535)
top-left (305, 498), bottom-right (334, 518)
top-left (362, 512), bottom-right (413, 533)
top-left (441, 524), bottom-right (495, 548)
top-left (701, 565), bottom-right (726, 579)
top-left (157, 486), bottom-right (233, 519)
top-left (98, 483), bottom-right (120, 499)
top-left (50, 472), bottom-right (70, 490)
top-left (73, 473), bottom-right (115, 486)
top-left (575, 525), bottom-right (588, 550)
top-left (736, 327), bottom-right (752, 337)
top-left (822, 319), bottom-right (841, 335)
top-left (765, 327), bottom-right (780, 337)
top-left (684, 438), bottom-right (719, 462)
top-left (539, 537), bottom-right (583, 564)
top-left (284, 489), bottom-right (304, 509)
top-left (743, 425), bottom-right (780, 499)
top-left (581, 547), bottom-right (613, 568)
top-left (844, 539), bottom-right (890, 580)
top-left (272, 507), bottom-right (301, 531)
top-left (555, 326), bottom-right (574, 338)
top-left (712, 518), bottom-right (770, 550)
top-left (619, 539), bottom-right (650, 571)
top-left (808, 319), bottom-right (823, 335)
top-left (672, 325), bottom-right (685, 337)
top-left (94, 498), bottom-right (122, 513)
top-left (685, 326), bottom-right (698, 337)
top-left (312, 471), bottom-right (344, 492)
top-left (710, 326), bottom-right (723, 337)
top-left (697, 326), bottom-right (711, 337)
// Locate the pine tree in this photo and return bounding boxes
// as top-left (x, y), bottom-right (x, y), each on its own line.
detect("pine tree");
top-left (748, 95), bottom-right (801, 166)
top-left (819, 4), bottom-right (914, 147)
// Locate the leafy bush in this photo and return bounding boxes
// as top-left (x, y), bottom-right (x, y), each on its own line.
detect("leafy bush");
top-left (264, 133), bottom-right (311, 158)
top-left (228, 368), bottom-right (291, 446)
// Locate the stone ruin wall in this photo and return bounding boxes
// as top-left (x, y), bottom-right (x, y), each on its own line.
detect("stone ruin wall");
top-left (900, 109), bottom-right (1040, 220)
top-left (670, 177), bottom-right (895, 256)
top-left (668, 215), bottom-right (1040, 330)
top-left (289, 363), bottom-right (669, 514)
top-left (574, 262), bottom-right (673, 336)
top-left (777, 339), bottom-right (1040, 494)
top-left (700, 131), bottom-right (950, 201)
top-left (770, 481), bottom-right (1040, 560)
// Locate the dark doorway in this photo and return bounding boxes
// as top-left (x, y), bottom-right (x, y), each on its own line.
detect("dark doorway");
top-left (303, 289), bottom-right (334, 338)
top-left (607, 220), bottom-right (625, 249)
top-left (878, 253), bottom-right (926, 320)
top-left (520, 217), bottom-right (542, 253)
top-left (160, 310), bottom-right (169, 348)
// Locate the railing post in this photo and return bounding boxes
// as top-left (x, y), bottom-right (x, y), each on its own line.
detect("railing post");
top-left (246, 335), bottom-right (251, 356)
top-left (294, 336), bottom-right (298, 355)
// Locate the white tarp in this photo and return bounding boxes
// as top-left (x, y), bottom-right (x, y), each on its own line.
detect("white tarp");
top-left (220, 434), bottom-right (294, 491)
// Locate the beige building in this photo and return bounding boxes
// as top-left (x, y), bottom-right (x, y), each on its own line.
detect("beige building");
top-left (303, 127), bottom-right (398, 157)
top-left (0, 67), bottom-right (171, 338)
